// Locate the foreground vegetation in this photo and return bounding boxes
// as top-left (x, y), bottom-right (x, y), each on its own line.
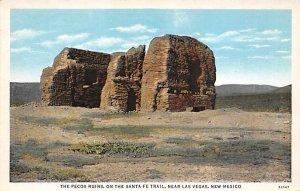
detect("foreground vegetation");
top-left (10, 107), bottom-right (291, 182)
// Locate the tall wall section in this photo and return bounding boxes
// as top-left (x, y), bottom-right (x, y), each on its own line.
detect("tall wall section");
top-left (141, 35), bottom-right (216, 112)
top-left (100, 45), bottom-right (145, 112)
top-left (40, 48), bottom-right (110, 108)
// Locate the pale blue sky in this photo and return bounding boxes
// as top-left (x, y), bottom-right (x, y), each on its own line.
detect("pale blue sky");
top-left (10, 9), bottom-right (291, 86)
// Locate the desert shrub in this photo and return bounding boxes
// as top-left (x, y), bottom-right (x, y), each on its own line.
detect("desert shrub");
top-left (91, 124), bottom-right (187, 138)
top-left (62, 118), bottom-right (94, 134)
top-left (170, 139), bottom-right (290, 165)
top-left (30, 166), bottom-right (51, 180)
top-left (51, 169), bottom-right (86, 181)
top-left (19, 115), bottom-right (95, 134)
top-left (165, 137), bottom-right (199, 145)
top-left (146, 169), bottom-right (162, 179)
top-left (10, 139), bottom-right (71, 177)
top-left (46, 154), bottom-right (97, 168)
top-left (152, 147), bottom-right (205, 157)
top-left (52, 140), bottom-right (71, 147)
top-left (18, 116), bottom-right (76, 126)
top-left (11, 139), bottom-right (48, 162)
top-left (70, 142), bottom-right (155, 157)
top-left (93, 125), bottom-right (155, 137)
top-left (18, 116), bottom-right (56, 125)
top-left (10, 161), bottom-right (31, 174)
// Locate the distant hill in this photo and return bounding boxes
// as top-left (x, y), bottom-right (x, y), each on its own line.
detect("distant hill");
top-left (271, 85), bottom-right (291, 94)
top-left (10, 82), bottom-right (41, 106)
top-left (10, 82), bottom-right (291, 112)
top-left (216, 84), bottom-right (278, 97)
top-left (215, 92), bottom-right (291, 113)
top-left (215, 84), bottom-right (292, 113)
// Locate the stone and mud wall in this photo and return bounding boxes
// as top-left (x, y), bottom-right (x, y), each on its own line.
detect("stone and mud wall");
top-left (100, 45), bottom-right (145, 112)
top-left (141, 35), bottom-right (216, 112)
top-left (40, 48), bottom-right (110, 108)
top-left (41, 35), bottom-right (216, 112)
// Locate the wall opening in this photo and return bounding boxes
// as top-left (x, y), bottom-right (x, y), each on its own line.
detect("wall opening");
top-left (84, 69), bottom-right (97, 85)
top-left (127, 88), bottom-right (136, 112)
top-left (188, 62), bottom-right (201, 93)
top-left (192, 106), bottom-right (205, 112)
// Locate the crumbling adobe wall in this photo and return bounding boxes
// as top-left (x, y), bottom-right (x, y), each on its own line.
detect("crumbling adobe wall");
top-left (41, 34), bottom-right (216, 112)
top-left (100, 45), bottom-right (145, 112)
top-left (40, 48), bottom-right (110, 108)
top-left (141, 34), bottom-right (216, 112)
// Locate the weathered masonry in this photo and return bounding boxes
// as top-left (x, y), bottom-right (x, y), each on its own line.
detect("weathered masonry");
top-left (40, 48), bottom-right (110, 108)
top-left (41, 34), bottom-right (216, 112)
top-left (141, 35), bottom-right (216, 112)
top-left (100, 45), bottom-right (145, 112)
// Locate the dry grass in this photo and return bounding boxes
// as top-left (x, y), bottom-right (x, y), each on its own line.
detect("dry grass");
top-left (10, 106), bottom-right (291, 182)
top-left (51, 168), bottom-right (87, 181)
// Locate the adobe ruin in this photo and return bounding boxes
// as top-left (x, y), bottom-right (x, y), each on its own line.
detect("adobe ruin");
top-left (100, 45), bottom-right (145, 112)
top-left (141, 35), bottom-right (216, 112)
top-left (40, 48), bottom-right (110, 108)
top-left (41, 34), bottom-right (216, 112)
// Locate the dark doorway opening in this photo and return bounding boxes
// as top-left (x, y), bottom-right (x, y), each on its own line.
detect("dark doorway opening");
top-left (188, 63), bottom-right (201, 93)
top-left (127, 88), bottom-right (136, 112)
top-left (84, 69), bottom-right (97, 85)
top-left (192, 106), bottom-right (205, 112)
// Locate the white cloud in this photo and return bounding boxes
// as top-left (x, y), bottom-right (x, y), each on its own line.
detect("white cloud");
top-left (192, 32), bottom-right (201, 37)
top-left (11, 47), bottom-right (47, 54)
top-left (248, 44), bottom-right (270, 48)
top-left (74, 34), bottom-right (152, 52)
top-left (265, 37), bottom-right (280, 41)
top-left (205, 33), bottom-right (216, 37)
top-left (110, 24), bottom-right (158, 33)
top-left (239, 28), bottom-right (256, 33)
top-left (198, 29), bottom-right (256, 43)
top-left (233, 35), bottom-right (281, 42)
top-left (199, 30), bottom-right (240, 43)
top-left (281, 38), bottom-right (291, 42)
top-left (258, 29), bottom-right (283, 35)
top-left (216, 46), bottom-right (239, 50)
top-left (196, 28), bottom-right (289, 44)
top-left (232, 35), bottom-right (258, 42)
top-left (197, 29), bottom-right (258, 43)
top-left (75, 37), bottom-right (125, 50)
top-left (248, 56), bottom-right (274, 59)
top-left (11, 47), bottom-right (32, 53)
top-left (39, 40), bottom-right (56, 48)
top-left (219, 31), bottom-right (240, 38)
top-left (276, 50), bottom-right (289, 54)
top-left (198, 36), bottom-right (218, 43)
top-left (39, 33), bottom-right (89, 47)
top-left (56, 33), bottom-right (89, 42)
top-left (11, 28), bottom-right (46, 42)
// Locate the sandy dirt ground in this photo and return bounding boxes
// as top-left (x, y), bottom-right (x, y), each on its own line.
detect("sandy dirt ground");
top-left (10, 105), bottom-right (291, 182)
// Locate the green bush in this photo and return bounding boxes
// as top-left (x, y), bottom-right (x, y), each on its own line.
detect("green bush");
top-left (70, 142), bottom-right (155, 157)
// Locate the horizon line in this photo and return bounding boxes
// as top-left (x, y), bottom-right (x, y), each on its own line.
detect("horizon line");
top-left (9, 81), bottom-right (292, 88)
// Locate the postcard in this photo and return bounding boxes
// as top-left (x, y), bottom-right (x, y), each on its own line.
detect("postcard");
top-left (0, 0), bottom-right (299, 190)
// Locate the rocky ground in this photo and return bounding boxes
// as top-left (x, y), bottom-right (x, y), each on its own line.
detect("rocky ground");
top-left (10, 105), bottom-right (291, 182)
